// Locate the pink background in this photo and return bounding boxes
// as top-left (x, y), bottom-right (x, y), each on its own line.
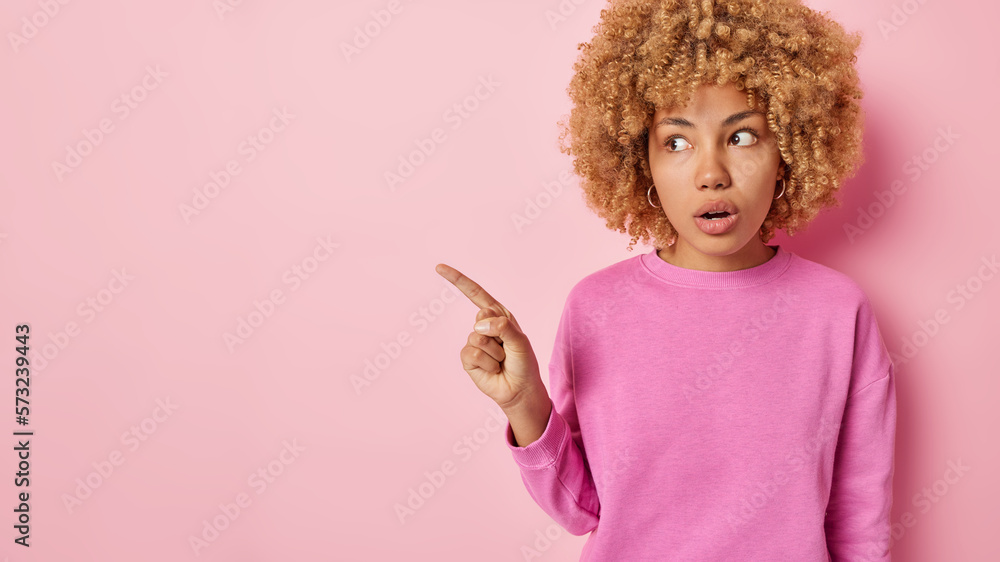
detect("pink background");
top-left (1, 0), bottom-right (996, 560)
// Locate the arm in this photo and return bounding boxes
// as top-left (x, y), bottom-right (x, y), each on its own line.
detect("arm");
top-left (825, 296), bottom-right (897, 560)
top-left (504, 296), bottom-right (600, 535)
top-left (502, 385), bottom-right (552, 448)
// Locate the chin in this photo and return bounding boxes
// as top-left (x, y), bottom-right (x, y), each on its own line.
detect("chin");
top-left (691, 232), bottom-right (752, 250)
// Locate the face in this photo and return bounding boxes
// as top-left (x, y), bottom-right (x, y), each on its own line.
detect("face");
top-left (647, 82), bottom-right (785, 272)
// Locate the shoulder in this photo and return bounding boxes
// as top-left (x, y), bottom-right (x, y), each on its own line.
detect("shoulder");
top-left (786, 251), bottom-right (891, 372)
top-left (564, 253), bottom-right (642, 304)
top-left (783, 251), bottom-right (874, 311)
top-left (783, 251), bottom-right (894, 385)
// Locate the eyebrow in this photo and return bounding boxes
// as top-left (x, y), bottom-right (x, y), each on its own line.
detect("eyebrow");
top-left (655, 110), bottom-right (763, 130)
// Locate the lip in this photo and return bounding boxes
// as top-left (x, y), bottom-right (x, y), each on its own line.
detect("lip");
top-left (693, 200), bottom-right (739, 217)
top-left (694, 212), bottom-right (739, 235)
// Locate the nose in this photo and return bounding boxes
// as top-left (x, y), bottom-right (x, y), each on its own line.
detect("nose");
top-left (695, 147), bottom-right (731, 190)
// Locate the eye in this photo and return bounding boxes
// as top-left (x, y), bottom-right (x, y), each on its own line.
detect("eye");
top-left (663, 136), bottom-right (692, 152)
top-left (662, 127), bottom-right (760, 152)
top-left (731, 128), bottom-right (760, 146)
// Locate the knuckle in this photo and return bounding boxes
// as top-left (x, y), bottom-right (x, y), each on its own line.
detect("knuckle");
top-left (468, 284), bottom-right (483, 300)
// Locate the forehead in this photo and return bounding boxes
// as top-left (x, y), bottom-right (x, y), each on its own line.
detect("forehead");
top-left (653, 83), bottom-right (762, 119)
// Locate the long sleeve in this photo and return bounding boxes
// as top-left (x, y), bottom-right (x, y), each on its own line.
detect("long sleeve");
top-left (825, 296), bottom-right (898, 561)
top-left (504, 293), bottom-right (600, 535)
top-left (489, 245), bottom-right (899, 559)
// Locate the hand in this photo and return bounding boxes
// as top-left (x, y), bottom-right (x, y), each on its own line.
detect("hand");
top-left (435, 263), bottom-right (545, 410)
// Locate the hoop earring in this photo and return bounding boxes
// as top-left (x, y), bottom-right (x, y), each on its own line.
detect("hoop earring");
top-left (648, 184), bottom-right (660, 208)
top-left (774, 178), bottom-right (786, 200)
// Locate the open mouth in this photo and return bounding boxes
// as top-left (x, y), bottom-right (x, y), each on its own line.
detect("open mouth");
top-left (700, 211), bottom-right (731, 220)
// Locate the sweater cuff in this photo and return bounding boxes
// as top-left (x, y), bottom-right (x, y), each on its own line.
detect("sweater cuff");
top-left (505, 398), bottom-right (567, 469)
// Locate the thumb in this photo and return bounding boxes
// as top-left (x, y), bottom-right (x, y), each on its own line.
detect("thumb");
top-left (473, 315), bottom-right (528, 354)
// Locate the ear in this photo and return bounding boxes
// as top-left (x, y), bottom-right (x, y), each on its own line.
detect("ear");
top-left (776, 162), bottom-right (790, 182)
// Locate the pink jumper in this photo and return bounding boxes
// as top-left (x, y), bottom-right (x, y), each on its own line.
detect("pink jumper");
top-left (505, 245), bottom-right (896, 561)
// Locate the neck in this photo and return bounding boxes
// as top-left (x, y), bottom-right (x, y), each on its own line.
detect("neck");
top-left (657, 238), bottom-right (776, 272)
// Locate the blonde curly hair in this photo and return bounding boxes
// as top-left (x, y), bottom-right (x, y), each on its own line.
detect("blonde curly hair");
top-left (556, 0), bottom-right (866, 251)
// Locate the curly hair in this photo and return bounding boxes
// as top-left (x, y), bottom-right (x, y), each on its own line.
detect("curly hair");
top-left (556, 0), bottom-right (866, 251)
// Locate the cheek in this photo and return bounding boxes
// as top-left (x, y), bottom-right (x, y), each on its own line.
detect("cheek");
top-left (659, 194), bottom-right (696, 226)
top-left (735, 155), bottom-right (780, 193)
top-left (732, 153), bottom-right (773, 181)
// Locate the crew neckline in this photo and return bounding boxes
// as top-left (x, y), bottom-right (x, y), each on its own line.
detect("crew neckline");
top-left (639, 244), bottom-right (792, 289)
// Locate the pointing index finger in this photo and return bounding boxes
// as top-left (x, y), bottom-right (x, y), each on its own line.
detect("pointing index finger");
top-left (435, 263), bottom-right (501, 311)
